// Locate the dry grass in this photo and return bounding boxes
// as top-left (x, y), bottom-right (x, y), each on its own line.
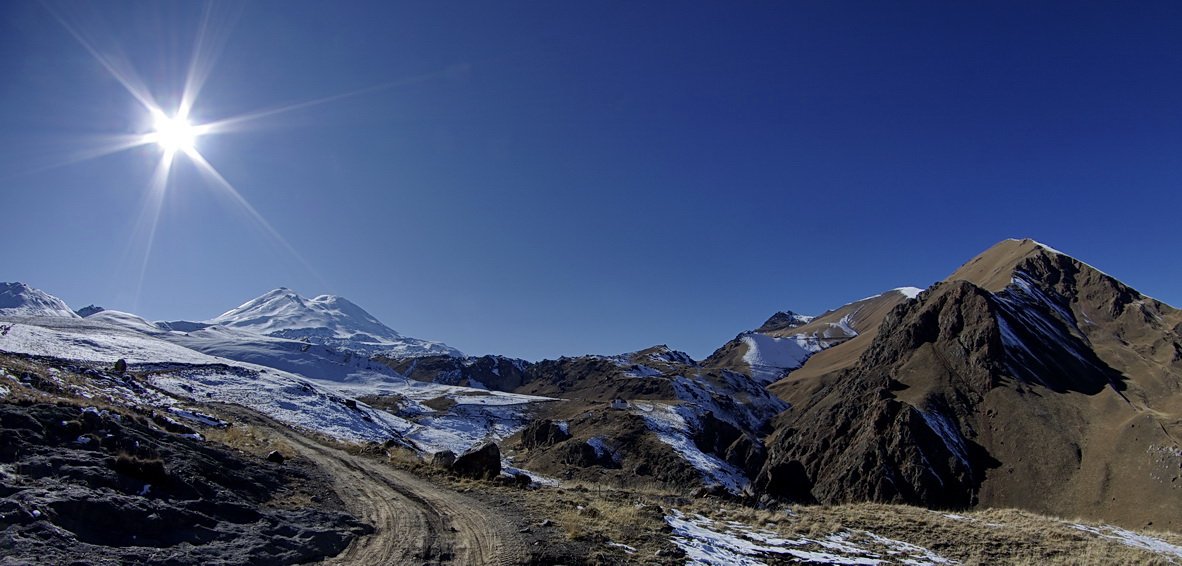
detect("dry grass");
top-left (203, 424), bottom-right (295, 459)
top-left (421, 396), bottom-right (457, 412)
top-left (554, 496), bottom-right (665, 542)
top-left (673, 501), bottom-right (1182, 565)
top-left (483, 475), bottom-right (1182, 565)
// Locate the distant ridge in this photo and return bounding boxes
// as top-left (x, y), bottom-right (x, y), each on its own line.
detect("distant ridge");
top-left (0, 282), bottom-right (80, 319)
top-left (210, 287), bottom-right (462, 358)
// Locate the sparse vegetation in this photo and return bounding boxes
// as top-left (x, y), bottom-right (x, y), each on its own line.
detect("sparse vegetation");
top-left (111, 452), bottom-right (169, 484)
top-left (202, 423), bottom-right (295, 459)
top-left (421, 395), bottom-right (457, 412)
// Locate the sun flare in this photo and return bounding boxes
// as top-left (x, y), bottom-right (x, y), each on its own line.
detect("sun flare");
top-left (148, 110), bottom-right (201, 154)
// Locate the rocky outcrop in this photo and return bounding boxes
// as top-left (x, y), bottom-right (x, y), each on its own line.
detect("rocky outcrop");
top-left (0, 403), bottom-right (369, 565)
top-left (381, 354), bottom-right (530, 391)
top-left (452, 443), bottom-right (502, 480)
top-left (759, 240), bottom-right (1182, 530)
top-left (755, 311), bottom-right (810, 333)
top-left (520, 419), bottom-right (571, 449)
top-left (757, 281), bottom-right (994, 508)
top-left (431, 450), bottom-right (456, 469)
top-left (75, 305), bottom-right (105, 318)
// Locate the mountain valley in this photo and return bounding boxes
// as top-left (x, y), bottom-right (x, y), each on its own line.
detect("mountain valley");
top-left (3, 239), bottom-right (1181, 564)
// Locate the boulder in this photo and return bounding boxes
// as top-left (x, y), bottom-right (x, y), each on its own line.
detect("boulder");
top-left (265, 450), bottom-right (285, 464)
top-left (452, 444), bottom-right (501, 479)
top-left (520, 419), bottom-right (571, 449)
top-left (430, 450), bottom-right (456, 469)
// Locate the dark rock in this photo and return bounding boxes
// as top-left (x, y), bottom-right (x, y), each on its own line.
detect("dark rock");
top-left (756, 311), bottom-right (809, 333)
top-left (560, 441), bottom-right (604, 468)
top-left (452, 444), bottom-right (501, 479)
top-left (520, 419), bottom-right (571, 449)
top-left (431, 450), bottom-right (456, 469)
top-left (692, 412), bottom-right (743, 458)
top-left (265, 450), bottom-right (285, 464)
top-left (0, 403), bottom-right (367, 565)
top-left (75, 305), bottom-right (105, 317)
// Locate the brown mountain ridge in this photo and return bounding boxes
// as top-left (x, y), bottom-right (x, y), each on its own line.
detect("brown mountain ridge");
top-left (758, 239), bottom-right (1182, 530)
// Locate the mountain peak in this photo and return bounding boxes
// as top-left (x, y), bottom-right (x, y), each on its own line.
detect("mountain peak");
top-left (211, 288), bottom-right (462, 358)
top-left (945, 238), bottom-right (1065, 292)
top-left (756, 310), bottom-right (814, 333)
top-left (76, 305), bottom-right (106, 318)
top-left (0, 282), bottom-right (81, 319)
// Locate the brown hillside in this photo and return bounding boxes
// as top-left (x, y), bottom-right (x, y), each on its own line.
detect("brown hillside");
top-left (758, 239), bottom-right (1182, 531)
top-left (768, 289), bottom-right (916, 407)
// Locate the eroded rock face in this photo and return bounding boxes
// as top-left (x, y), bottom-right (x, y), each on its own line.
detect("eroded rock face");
top-left (0, 403), bottom-right (369, 565)
top-left (380, 355), bottom-right (530, 391)
top-left (431, 450), bottom-right (457, 469)
top-left (452, 443), bottom-right (502, 480)
top-left (757, 281), bottom-right (1007, 509)
top-left (759, 241), bottom-right (1182, 530)
top-left (520, 419), bottom-right (571, 450)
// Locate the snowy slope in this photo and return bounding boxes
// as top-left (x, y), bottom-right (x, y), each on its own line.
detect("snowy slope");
top-left (0, 314), bottom-right (549, 452)
top-left (740, 333), bottom-right (825, 384)
top-left (0, 282), bottom-right (80, 319)
top-left (209, 288), bottom-right (461, 358)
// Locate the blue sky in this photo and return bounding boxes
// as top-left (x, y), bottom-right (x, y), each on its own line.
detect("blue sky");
top-left (2, 1), bottom-right (1180, 360)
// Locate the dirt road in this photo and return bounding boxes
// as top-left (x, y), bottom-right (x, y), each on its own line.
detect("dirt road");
top-left (261, 423), bottom-right (529, 565)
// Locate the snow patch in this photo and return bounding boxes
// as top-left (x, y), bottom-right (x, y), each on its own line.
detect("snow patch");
top-left (210, 288), bottom-right (462, 358)
top-left (633, 402), bottom-right (749, 493)
top-left (607, 541), bottom-right (637, 554)
top-left (894, 287), bottom-right (924, 299)
top-left (1072, 524), bottom-right (1182, 561)
top-left (918, 409), bottom-right (970, 468)
top-left (740, 333), bottom-right (822, 384)
top-left (586, 436), bottom-right (619, 463)
top-left (665, 510), bottom-right (953, 565)
top-left (0, 282), bottom-right (80, 319)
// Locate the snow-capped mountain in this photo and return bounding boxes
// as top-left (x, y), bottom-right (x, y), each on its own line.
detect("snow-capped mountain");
top-left (0, 282), bottom-right (81, 319)
top-left (209, 287), bottom-right (462, 358)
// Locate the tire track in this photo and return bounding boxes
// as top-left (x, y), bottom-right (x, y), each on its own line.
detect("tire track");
top-left (264, 425), bottom-right (527, 565)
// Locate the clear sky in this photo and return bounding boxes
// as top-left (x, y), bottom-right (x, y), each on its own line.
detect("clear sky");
top-left (2, 1), bottom-right (1180, 360)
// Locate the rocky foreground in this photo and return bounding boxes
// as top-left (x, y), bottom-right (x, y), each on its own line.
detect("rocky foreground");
top-left (0, 399), bottom-right (368, 565)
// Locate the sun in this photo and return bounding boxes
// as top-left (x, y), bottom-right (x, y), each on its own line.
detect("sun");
top-left (147, 109), bottom-right (203, 154)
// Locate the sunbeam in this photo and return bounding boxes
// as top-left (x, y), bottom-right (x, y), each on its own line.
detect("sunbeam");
top-left (41, 3), bottom-right (159, 115)
top-left (3, 133), bottom-right (154, 181)
top-left (178, 2), bottom-right (242, 120)
top-left (200, 68), bottom-right (451, 135)
top-left (184, 150), bottom-right (329, 289)
top-left (37, 0), bottom-right (449, 296)
top-left (129, 153), bottom-right (174, 312)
